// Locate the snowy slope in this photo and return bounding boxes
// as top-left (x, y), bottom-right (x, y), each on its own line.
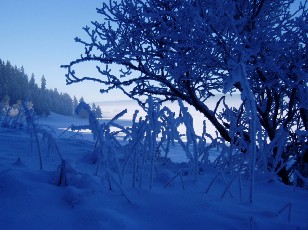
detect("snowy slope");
top-left (0, 113), bottom-right (307, 230)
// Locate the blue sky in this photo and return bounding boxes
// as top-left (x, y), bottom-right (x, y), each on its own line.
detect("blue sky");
top-left (0, 1), bottom-right (303, 103)
top-left (0, 0), bottom-right (126, 102)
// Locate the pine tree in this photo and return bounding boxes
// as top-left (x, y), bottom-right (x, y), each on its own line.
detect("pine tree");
top-left (95, 105), bottom-right (102, 118)
top-left (41, 75), bottom-right (46, 91)
top-left (77, 97), bottom-right (89, 119)
top-left (73, 96), bottom-right (78, 115)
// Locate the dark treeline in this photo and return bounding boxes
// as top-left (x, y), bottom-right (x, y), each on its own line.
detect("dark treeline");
top-left (0, 59), bottom-right (101, 118)
top-left (0, 59), bottom-right (73, 116)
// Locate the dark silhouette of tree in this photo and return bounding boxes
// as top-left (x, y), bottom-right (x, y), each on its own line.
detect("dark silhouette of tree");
top-left (41, 75), bottom-right (46, 91)
top-left (73, 96), bottom-right (78, 115)
top-left (92, 103), bottom-right (102, 118)
top-left (77, 97), bottom-right (89, 118)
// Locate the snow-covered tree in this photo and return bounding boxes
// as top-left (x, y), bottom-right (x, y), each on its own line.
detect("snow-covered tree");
top-left (62, 0), bottom-right (307, 185)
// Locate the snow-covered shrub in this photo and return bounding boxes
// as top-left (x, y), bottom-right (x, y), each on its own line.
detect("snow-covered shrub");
top-left (62, 0), bottom-right (307, 190)
top-left (72, 98), bottom-right (210, 189)
top-left (122, 97), bottom-right (227, 187)
top-left (71, 98), bottom-right (280, 204)
top-left (22, 101), bottom-right (63, 171)
top-left (121, 109), bottom-right (149, 188)
top-left (1, 101), bottom-right (27, 129)
top-left (174, 99), bottom-right (201, 182)
top-left (72, 101), bottom-right (127, 190)
top-left (22, 101), bottom-right (43, 170)
top-left (121, 97), bottom-right (190, 188)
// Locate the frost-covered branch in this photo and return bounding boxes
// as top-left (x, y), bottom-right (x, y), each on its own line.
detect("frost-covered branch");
top-left (62, 0), bottom-right (308, 186)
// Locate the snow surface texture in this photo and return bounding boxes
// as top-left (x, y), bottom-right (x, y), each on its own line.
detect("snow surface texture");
top-left (0, 111), bottom-right (307, 230)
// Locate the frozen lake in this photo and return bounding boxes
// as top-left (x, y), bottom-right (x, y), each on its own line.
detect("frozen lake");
top-left (95, 94), bottom-right (242, 137)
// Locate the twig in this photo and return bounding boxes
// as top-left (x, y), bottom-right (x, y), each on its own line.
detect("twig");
top-left (59, 124), bottom-right (73, 138)
top-left (277, 202), bottom-right (292, 223)
top-left (164, 170), bottom-right (184, 190)
top-left (239, 174), bottom-right (243, 202)
top-left (58, 160), bottom-right (68, 186)
top-left (220, 174), bottom-right (237, 199)
top-left (109, 170), bottom-right (131, 203)
top-left (205, 171), bottom-right (234, 198)
top-left (205, 171), bottom-right (221, 194)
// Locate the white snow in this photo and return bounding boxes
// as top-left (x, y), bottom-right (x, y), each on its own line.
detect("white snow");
top-left (0, 111), bottom-right (307, 230)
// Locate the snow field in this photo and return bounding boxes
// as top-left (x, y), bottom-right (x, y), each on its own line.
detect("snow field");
top-left (0, 112), bottom-right (307, 229)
